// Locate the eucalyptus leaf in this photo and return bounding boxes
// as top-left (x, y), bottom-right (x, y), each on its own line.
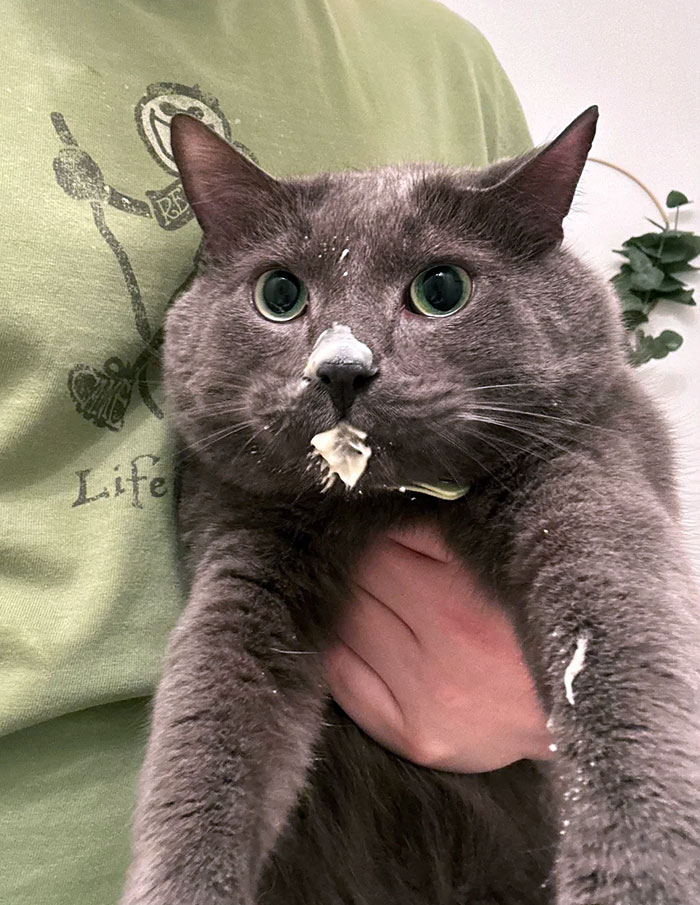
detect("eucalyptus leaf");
top-left (621, 294), bottom-right (649, 312)
top-left (626, 246), bottom-right (658, 272)
top-left (666, 190), bottom-right (690, 208)
top-left (629, 268), bottom-right (665, 291)
top-left (627, 330), bottom-right (654, 366)
top-left (656, 274), bottom-right (685, 292)
top-left (611, 270), bottom-right (632, 285)
top-left (650, 341), bottom-right (670, 359)
top-left (626, 229), bottom-right (688, 244)
top-left (654, 235), bottom-right (700, 263)
top-left (657, 288), bottom-right (695, 305)
top-left (625, 232), bottom-right (665, 252)
top-left (622, 310), bottom-right (649, 329)
top-left (611, 273), bottom-right (648, 310)
top-left (665, 261), bottom-right (698, 273)
top-left (658, 330), bottom-right (683, 351)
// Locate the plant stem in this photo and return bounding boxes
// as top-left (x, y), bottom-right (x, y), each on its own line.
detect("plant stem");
top-left (588, 157), bottom-right (670, 228)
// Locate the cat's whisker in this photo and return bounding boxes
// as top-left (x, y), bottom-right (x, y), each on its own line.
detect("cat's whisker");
top-left (459, 425), bottom-right (520, 466)
top-left (206, 376), bottom-right (253, 390)
top-left (466, 427), bottom-right (554, 466)
top-left (463, 382), bottom-right (540, 394)
top-left (468, 404), bottom-right (618, 433)
top-left (460, 414), bottom-right (574, 456)
top-left (225, 424), bottom-right (272, 471)
top-left (468, 411), bottom-right (582, 443)
top-left (428, 426), bottom-right (508, 491)
top-left (460, 420), bottom-right (611, 505)
top-left (179, 427), bottom-right (236, 454)
top-left (179, 421), bottom-right (258, 459)
top-left (186, 420), bottom-right (256, 448)
top-left (428, 438), bottom-right (464, 486)
top-left (196, 402), bottom-right (253, 417)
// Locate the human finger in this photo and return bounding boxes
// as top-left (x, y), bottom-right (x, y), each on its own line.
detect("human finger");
top-left (335, 579), bottom-right (421, 678)
top-left (384, 522), bottom-right (455, 563)
top-left (322, 638), bottom-right (406, 750)
top-left (352, 534), bottom-right (458, 629)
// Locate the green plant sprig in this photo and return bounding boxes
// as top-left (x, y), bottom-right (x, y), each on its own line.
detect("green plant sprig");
top-left (589, 159), bottom-right (699, 365)
top-left (607, 187), bottom-right (698, 365)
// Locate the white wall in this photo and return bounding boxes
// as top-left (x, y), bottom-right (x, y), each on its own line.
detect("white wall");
top-left (441, 0), bottom-right (700, 574)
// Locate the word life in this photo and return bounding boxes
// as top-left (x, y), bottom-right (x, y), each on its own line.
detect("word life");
top-left (72, 453), bottom-right (170, 509)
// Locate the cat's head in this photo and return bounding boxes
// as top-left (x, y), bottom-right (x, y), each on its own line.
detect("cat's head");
top-left (166, 107), bottom-right (625, 498)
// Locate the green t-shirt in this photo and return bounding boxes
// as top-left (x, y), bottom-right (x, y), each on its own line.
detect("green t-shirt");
top-left (0, 1), bottom-right (530, 902)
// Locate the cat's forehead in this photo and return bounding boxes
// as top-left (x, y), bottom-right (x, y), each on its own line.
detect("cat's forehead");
top-left (294, 164), bottom-right (487, 271)
top-left (308, 164), bottom-right (455, 227)
top-left (335, 166), bottom-right (422, 202)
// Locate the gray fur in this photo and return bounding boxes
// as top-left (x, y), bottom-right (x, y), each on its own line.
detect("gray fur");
top-left (122, 109), bottom-right (700, 905)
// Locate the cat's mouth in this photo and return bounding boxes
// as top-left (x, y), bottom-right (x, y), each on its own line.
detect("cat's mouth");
top-left (309, 422), bottom-right (371, 491)
top-left (307, 422), bottom-right (469, 501)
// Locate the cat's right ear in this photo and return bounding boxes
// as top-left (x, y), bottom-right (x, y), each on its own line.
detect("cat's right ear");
top-left (170, 114), bottom-right (285, 255)
top-left (475, 106), bottom-right (598, 258)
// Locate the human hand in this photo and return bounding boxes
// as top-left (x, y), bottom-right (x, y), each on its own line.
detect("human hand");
top-left (323, 523), bottom-right (553, 772)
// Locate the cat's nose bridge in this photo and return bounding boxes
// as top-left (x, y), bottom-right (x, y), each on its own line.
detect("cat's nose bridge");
top-left (303, 324), bottom-right (377, 378)
top-left (303, 323), bottom-right (379, 417)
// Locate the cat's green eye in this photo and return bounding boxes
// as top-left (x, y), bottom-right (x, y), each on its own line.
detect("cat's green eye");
top-left (254, 270), bottom-right (308, 322)
top-left (409, 264), bottom-right (472, 317)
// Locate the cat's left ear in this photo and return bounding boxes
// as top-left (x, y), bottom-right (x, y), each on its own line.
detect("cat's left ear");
top-left (483, 106), bottom-right (598, 256)
top-left (170, 114), bottom-right (286, 257)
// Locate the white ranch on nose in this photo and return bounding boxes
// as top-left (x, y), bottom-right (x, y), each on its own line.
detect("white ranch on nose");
top-left (302, 323), bottom-right (375, 381)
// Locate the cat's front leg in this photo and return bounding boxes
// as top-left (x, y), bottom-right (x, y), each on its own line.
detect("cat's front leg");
top-left (506, 463), bottom-right (700, 905)
top-left (121, 532), bottom-right (324, 905)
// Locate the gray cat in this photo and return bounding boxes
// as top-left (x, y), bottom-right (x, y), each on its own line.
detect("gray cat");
top-left (122, 108), bottom-right (700, 905)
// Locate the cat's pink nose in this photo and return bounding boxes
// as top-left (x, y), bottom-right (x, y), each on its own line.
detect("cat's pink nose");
top-left (315, 359), bottom-right (377, 417)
